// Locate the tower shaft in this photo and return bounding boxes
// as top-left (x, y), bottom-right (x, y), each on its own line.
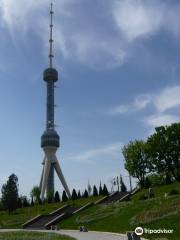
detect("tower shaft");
top-left (46, 81), bottom-right (55, 130)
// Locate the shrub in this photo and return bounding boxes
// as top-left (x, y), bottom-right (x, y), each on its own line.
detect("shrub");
top-left (168, 189), bottom-right (179, 196)
top-left (138, 194), bottom-right (148, 201)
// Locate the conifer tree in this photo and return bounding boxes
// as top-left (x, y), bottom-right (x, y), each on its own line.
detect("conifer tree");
top-left (31, 197), bottom-right (34, 206)
top-left (62, 190), bottom-right (68, 202)
top-left (102, 184), bottom-right (109, 196)
top-left (72, 189), bottom-right (78, 200)
top-left (120, 176), bottom-right (127, 192)
top-left (93, 185), bottom-right (98, 196)
top-left (99, 182), bottom-right (103, 195)
top-left (1, 174), bottom-right (19, 213)
top-left (54, 191), bottom-right (60, 202)
top-left (83, 189), bottom-right (89, 198)
top-left (77, 190), bottom-right (81, 199)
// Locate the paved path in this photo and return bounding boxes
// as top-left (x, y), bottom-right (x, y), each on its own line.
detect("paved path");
top-left (0, 229), bottom-right (127, 240)
top-left (59, 230), bottom-right (127, 240)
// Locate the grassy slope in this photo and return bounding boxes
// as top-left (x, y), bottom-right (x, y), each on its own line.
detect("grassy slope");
top-left (59, 182), bottom-right (180, 240)
top-left (0, 196), bottom-right (101, 229)
top-left (0, 231), bottom-right (75, 240)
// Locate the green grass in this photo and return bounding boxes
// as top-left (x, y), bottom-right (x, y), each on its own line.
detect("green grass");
top-left (0, 196), bottom-right (101, 229)
top-left (0, 184), bottom-right (180, 240)
top-left (0, 231), bottom-right (76, 240)
top-left (59, 182), bottom-right (180, 240)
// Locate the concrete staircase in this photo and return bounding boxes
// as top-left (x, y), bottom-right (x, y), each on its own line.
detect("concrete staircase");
top-left (95, 191), bottom-right (131, 204)
top-left (22, 205), bottom-right (79, 230)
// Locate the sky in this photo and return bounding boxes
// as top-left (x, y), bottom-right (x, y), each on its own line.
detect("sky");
top-left (1, 0), bottom-right (180, 197)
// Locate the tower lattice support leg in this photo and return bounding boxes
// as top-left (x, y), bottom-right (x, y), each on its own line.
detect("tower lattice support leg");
top-left (39, 165), bottom-right (44, 190)
top-left (54, 159), bottom-right (71, 198)
top-left (40, 156), bottom-right (51, 201)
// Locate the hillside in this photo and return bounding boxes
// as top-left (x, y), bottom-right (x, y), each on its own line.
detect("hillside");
top-left (0, 183), bottom-right (179, 240)
top-left (59, 182), bottom-right (180, 240)
top-left (0, 196), bottom-right (101, 229)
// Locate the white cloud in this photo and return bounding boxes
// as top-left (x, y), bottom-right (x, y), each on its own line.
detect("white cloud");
top-left (109, 94), bottom-right (151, 115)
top-left (1, 0), bottom-right (180, 69)
top-left (134, 94), bottom-right (152, 110)
top-left (154, 85), bottom-right (180, 113)
top-left (113, 0), bottom-right (164, 42)
top-left (145, 114), bottom-right (180, 128)
top-left (67, 142), bottom-right (123, 163)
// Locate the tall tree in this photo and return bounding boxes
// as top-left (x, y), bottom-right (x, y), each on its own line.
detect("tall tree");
top-left (122, 140), bottom-right (150, 187)
top-left (47, 189), bottom-right (54, 203)
top-left (99, 182), bottom-right (103, 195)
top-left (87, 181), bottom-right (92, 196)
top-left (1, 174), bottom-right (19, 213)
top-left (54, 191), bottom-right (60, 202)
top-left (120, 176), bottom-right (127, 192)
top-left (62, 190), bottom-right (68, 202)
top-left (72, 189), bottom-right (78, 200)
top-left (102, 184), bottom-right (109, 196)
top-left (22, 196), bottom-right (29, 208)
top-left (93, 185), bottom-right (98, 197)
top-left (77, 190), bottom-right (81, 199)
top-left (83, 189), bottom-right (89, 198)
top-left (30, 186), bottom-right (41, 203)
top-left (147, 124), bottom-right (180, 182)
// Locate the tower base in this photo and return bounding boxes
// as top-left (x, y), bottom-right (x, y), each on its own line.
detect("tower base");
top-left (40, 146), bottom-right (71, 201)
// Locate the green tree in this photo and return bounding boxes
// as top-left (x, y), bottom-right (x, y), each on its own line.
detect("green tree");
top-left (22, 196), bottom-right (29, 208)
top-left (77, 190), bottom-right (81, 199)
top-left (93, 185), bottom-right (98, 197)
top-left (102, 184), bottom-right (109, 195)
top-left (122, 140), bottom-right (150, 187)
top-left (31, 197), bottom-right (34, 206)
top-left (87, 182), bottom-right (92, 196)
top-left (54, 191), bottom-right (60, 202)
top-left (30, 186), bottom-right (41, 203)
top-left (99, 182), bottom-right (103, 195)
top-left (83, 189), bottom-right (89, 198)
top-left (147, 124), bottom-right (180, 182)
top-left (72, 189), bottom-right (78, 200)
top-left (120, 176), bottom-right (127, 192)
top-left (62, 190), bottom-right (68, 202)
top-left (47, 189), bottom-right (54, 203)
top-left (1, 174), bottom-right (19, 213)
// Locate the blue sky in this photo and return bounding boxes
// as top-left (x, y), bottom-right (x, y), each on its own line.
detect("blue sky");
top-left (1, 0), bottom-right (180, 197)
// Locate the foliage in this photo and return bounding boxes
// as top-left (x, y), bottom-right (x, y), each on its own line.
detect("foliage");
top-left (21, 196), bottom-right (30, 208)
top-left (168, 189), bottom-right (179, 196)
top-left (1, 174), bottom-right (19, 213)
top-left (71, 189), bottom-right (78, 200)
top-left (30, 186), bottom-right (41, 203)
top-left (83, 189), bottom-right (89, 198)
top-left (122, 140), bottom-right (150, 187)
top-left (138, 194), bottom-right (148, 201)
top-left (47, 189), bottom-right (54, 203)
top-left (144, 177), bottom-right (152, 189)
top-left (54, 191), bottom-right (60, 202)
top-left (77, 190), bottom-right (81, 199)
top-left (147, 124), bottom-right (180, 182)
top-left (120, 176), bottom-right (127, 192)
top-left (99, 182), bottom-right (103, 195)
top-left (93, 185), bottom-right (98, 197)
top-left (87, 182), bottom-right (92, 196)
top-left (62, 191), bottom-right (68, 202)
top-left (102, 184), bottom-right (109, 195)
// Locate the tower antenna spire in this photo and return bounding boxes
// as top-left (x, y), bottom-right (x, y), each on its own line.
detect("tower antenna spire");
top-left (49, 0), bottom-right (54, 68)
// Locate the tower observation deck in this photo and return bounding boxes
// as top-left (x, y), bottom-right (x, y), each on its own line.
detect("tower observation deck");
top-left (40, 2), bottom-right (71, 200)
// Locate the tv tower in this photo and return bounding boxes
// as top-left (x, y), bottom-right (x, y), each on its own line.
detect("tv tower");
top-left (40, 1), bottom-right (71, 200)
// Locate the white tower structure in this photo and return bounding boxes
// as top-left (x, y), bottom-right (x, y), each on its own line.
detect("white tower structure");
top-left (40, 2), bottom-right (71, 201)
